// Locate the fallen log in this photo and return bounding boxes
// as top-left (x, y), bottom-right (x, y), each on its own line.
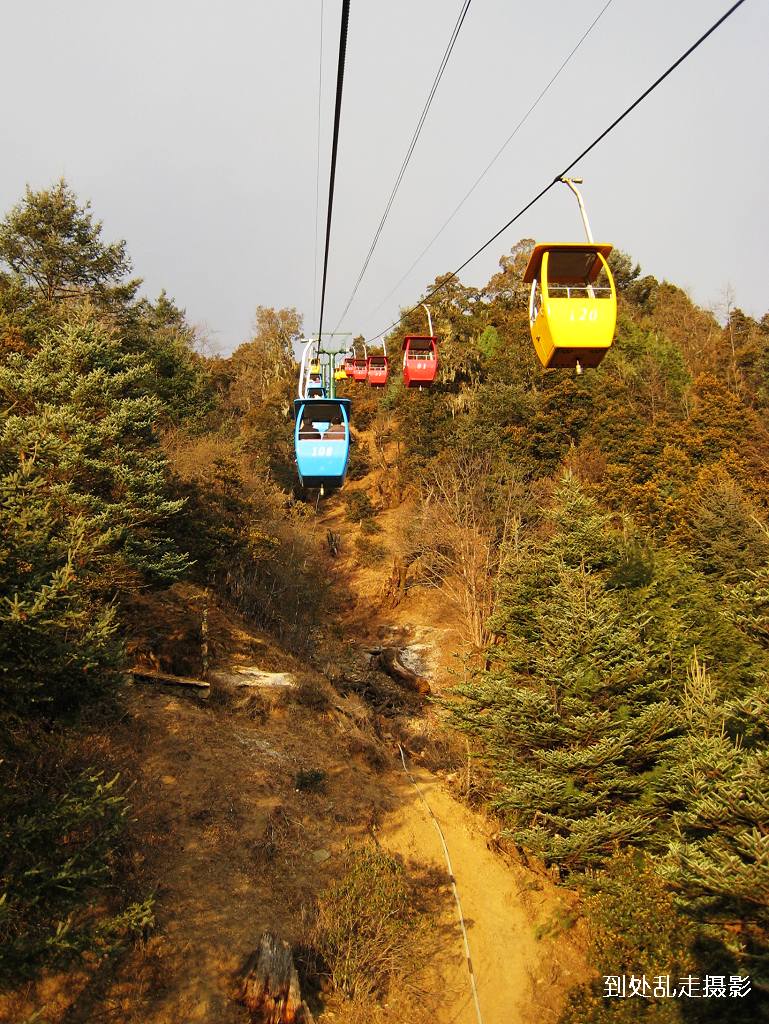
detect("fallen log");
top-left (209, 668), bottom-right (296, 689)
top-left (240, 932), bottom-right (315, 1024)
top-left (129, 666), bottom-right (210, 691)
top-left (370, 647), bottom-right (430, 696)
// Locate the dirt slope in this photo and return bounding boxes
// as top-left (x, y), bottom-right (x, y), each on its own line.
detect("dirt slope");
top-left (3, 406), bottom-right (591, 1022)
top-left (381, 764), bottom-right (585, 1024)
top-left (2, 595), bottom-right (587, 1024)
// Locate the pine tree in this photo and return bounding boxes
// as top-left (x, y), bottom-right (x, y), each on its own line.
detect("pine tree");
top-left (0, 180), bottom-right (137, 306)
top-left (659, 657), bottom-right (769, 980)
top-left (452, 477), bottom-right (680, 870)
top-left (0, 305), bottom-right (189, 711)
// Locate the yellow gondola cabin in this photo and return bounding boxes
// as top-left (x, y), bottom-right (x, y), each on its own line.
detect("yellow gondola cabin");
top-left (523, 242), bottom-right (617, 371)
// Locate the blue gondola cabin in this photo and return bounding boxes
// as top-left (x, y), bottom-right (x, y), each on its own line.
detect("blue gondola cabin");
top-left (293, 398), bottom-right (351, 490)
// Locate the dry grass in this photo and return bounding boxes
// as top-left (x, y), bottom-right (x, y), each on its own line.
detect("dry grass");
top-left (393, 714), bottom-right (467, 774)
top-left (290, 674), bottom-right (336, 712)
top-left (302, 845), bottom-right (449, 1015)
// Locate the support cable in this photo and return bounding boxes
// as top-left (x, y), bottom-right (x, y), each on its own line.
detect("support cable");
top-left (366, 0), bottom-right (749, 345)
top-left (332, 0), bottom-right (473, 333)
top-left (312, 0), bottom-right (325, 328)
top-left (317, 0), bottom-right (351, 343)
top-left (365, 0), bottom-right (614, 325)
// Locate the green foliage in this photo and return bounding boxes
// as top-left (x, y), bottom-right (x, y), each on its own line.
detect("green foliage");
top-left (607, 248), bottom-right (641, 292)
top-left (1, 310), bottom-right (188, 580)
top-left (477, 325), bottom-right (501, 358)
top-left (0, 477), bottom-right (122, 713)
top-left (0, 723), bottom-right (153, 982)
top-left (561, 849), bottom-right (763, 1022)
top-left (658, 660), bottom-right (769, 983)
top-left (0, 308), bottom-right (190, 712)
top-left (344, 489), bottom-right (376, 523)
top-left (727, 565), bottom-right (769, 645)
top-left (560, 853), bottom-right (700, 1024)
top-left (0, 180), bottom-right (137, 306)
top-left (674, 468), bottom-right (769, 585)
top-left (453, 481), bottom-right (676, 867)
top-left (123, 290), bottom-right (214, 426)
top-left (451, 476), bottom-right (768, 878)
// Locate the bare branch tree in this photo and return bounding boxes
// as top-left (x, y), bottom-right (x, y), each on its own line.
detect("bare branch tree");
top-left (414, 452), bottom-right (526, 651)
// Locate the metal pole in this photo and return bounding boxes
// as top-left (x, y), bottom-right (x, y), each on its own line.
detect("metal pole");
top-left (298, 337), bottom-right (315, 399)
top-left (559, 177), bottom-right (594, 243)
top-left (422, 303), bottom-right (434, 336)
top-left (559, 178), bottom-right (594, 375)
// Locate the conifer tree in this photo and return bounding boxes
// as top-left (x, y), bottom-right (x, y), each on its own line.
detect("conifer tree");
top-left (452, 477), bottom-right (680, 869)
top-left (0, 180), bottom-right (137, 306)
top-left (0, 306), bottom-right (189, 711)
top-left (659, 656), bottom-right (769, 980)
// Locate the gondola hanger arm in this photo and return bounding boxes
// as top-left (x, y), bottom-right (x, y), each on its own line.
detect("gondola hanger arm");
top-left (422, 303), bottom-right (434, 336)
top-left (559, 177), bottom-right (594, 244)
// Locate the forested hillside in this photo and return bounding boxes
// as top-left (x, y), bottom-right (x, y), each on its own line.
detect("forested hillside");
top-left (1, 182), bottom-right (767, 1022)
top-left (376, 244), bottom-right (769, 1020)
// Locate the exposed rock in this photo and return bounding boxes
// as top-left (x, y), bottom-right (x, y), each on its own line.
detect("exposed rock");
top-left (369, 646), bottom-right (431, 695)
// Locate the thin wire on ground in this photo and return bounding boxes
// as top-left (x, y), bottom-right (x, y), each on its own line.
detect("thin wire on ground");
top-left (398, 743), bottom-right (484, 1024)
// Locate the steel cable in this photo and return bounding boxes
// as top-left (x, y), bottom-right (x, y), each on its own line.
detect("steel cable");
top-left (312, 0), bottom-right (325, 328)
top-left (317, 0), bottom-right (352, 343)
top-left (365, 0), bottom-right (615, 327)
top-left (366, 0), bottom-right (749, 345)
top-left (332, 0), bottom-right (473, 333)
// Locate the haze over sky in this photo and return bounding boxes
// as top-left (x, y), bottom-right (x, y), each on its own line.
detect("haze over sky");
top-left (1, 0), bottom-right (766, 353)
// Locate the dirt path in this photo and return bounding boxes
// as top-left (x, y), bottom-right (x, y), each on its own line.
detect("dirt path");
top-left (313, 432), bottom-right (588, 1024)
top-left (379, 761), bottom-right (584, 1024)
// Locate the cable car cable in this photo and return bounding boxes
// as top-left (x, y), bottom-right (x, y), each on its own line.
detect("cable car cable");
top-left (317, 0), bottom-right (352, 344)
top-left (364, 0), bottom-right (614, 327)
top-left (365, 0), bottom-right (749, 346)
top-left (312, 0), bottom-right (325, 329)
top-left (331, 0), bottom-right (473, 334)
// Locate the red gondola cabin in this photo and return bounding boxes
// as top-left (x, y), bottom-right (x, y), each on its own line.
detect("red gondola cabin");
top-left (351, 358), bottom-right (368, 382)
top-left (367, 354), bottom-right (389, 386)
top-left (343, 356), bottom-right (356, 377)
top-left (402, 335), bottom-right (438, 388)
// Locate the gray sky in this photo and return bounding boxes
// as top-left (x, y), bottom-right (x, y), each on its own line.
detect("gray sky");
top-left (1, 1), bottom-right (767, 353)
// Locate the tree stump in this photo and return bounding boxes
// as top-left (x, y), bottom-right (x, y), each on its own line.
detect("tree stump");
top-left (383, 557), bottom-right (408, 608)
top-left (240, 933), bottom-right (315, 1024)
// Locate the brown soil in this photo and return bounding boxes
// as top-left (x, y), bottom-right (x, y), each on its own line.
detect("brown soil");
top-left (381, 764), bottom-right (586, 1024)
top-left (2, 423), bottom-right (590, 1024)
